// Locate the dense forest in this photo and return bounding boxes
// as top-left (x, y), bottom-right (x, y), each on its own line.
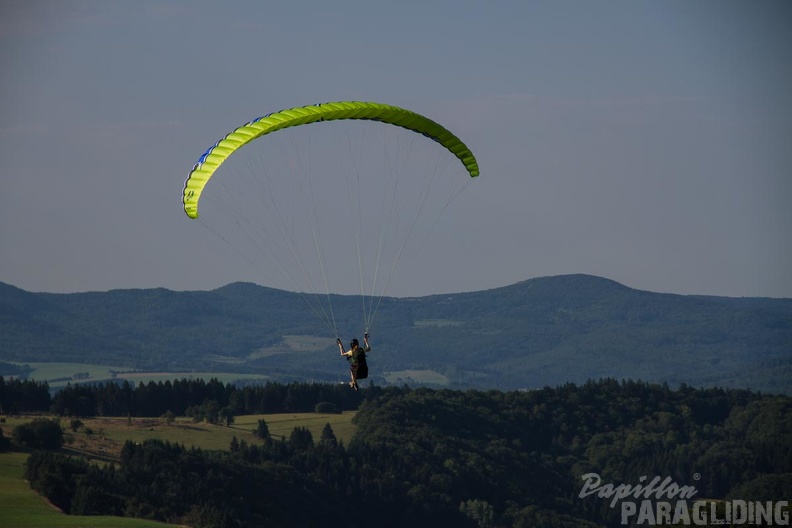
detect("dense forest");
top-left (6, 378), bottom-right (791, 527)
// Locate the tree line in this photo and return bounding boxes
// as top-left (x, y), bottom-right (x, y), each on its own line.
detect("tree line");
top-left (0, 376), bottom-right (397, 417)
top-left (12, 378), bottom-right (792, 527)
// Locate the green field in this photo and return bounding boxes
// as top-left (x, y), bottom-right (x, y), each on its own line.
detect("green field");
top-left (75, 412), bottom-right (356, 457)
top-left (247, 334), bottom-right (329, 360)
top-left (383, 369), bottom-right (449, 386)
top-left (0, 451), bottom-right (177, 527)
top-left (0, 411), bottom-right (356, 526)
top-left (1, 411), bottom-right (357, 462)
top-left (16, 362), bottom-right (270, 389)
top-left (236, 412), bottom-right (357, 443)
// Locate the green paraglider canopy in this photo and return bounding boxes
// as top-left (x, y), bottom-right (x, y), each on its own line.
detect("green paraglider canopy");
top-left (183, 101), bottom-right (479, 219)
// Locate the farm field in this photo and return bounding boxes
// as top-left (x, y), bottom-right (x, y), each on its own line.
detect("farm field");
top-left (13, 362), bottom-right (271, 389)
top-left (1, 411), bottom-right (357, 462)
top-left (0, 451), bottom-right (177, 527)
top-left (383, 369), bottom-right (449, 386)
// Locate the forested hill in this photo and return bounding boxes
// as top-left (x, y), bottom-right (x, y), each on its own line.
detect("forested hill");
top-left (1, 275), bottom-right (791, 393)
top-left (18, 380), bottom-right (792, 527)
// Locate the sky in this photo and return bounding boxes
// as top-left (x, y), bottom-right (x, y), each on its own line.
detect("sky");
top-left (1, 0), bottom-right (790, 299)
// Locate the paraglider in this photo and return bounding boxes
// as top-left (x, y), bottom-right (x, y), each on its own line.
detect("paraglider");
top-left (337, 333), bottom-right (371, 391)
top-left (183, 101), bottom-right (479, 388)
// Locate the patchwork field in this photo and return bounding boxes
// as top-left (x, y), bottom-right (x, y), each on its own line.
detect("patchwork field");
top-left (14, 362), bottom-right (271, 389)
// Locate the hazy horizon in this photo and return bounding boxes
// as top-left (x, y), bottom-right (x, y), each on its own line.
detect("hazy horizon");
top-left (2, 1), bottom-right (790, 299)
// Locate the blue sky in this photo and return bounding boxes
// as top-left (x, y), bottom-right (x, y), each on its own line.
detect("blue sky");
top-left (1, 0), bottom-right (790, 298)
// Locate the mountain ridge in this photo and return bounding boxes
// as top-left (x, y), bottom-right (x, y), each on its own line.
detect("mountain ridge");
top-left (1, 274), bottom-right (790, 393)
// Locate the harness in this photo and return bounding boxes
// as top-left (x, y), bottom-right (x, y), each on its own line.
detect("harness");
top-left (347, 347), bottom-right (369, 379)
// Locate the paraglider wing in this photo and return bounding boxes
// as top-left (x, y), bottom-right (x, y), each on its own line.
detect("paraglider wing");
top-left (182, 101), bottom-right (479, 219)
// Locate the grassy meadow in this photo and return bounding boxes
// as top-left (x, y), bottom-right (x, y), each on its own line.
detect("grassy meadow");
top-left (1, 411), bottom-right (356, 462)
top-left (16, 362), bottom-right (271, 390)
top-left (0, 451), bottom-right (177, 527)
top-left (0, 410), bottom-right (356, 526)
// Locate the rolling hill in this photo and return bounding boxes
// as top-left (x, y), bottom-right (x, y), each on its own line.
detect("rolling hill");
top-left (1, 275), bottom-right (790, 393)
